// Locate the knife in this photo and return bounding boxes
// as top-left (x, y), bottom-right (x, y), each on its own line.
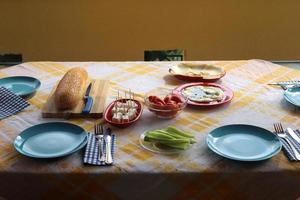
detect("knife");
top-left (82, 83), bottom-right (93, 114)
top-left (268, 81), bottom-right (300, 86)
top-left (287, 128), bottom-right (300, 144)
top-left (105, 128), bottom-right (113, 165)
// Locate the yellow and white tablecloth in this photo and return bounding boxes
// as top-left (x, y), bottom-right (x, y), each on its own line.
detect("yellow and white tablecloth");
top-left (1, 60), bottom-right (300, 200)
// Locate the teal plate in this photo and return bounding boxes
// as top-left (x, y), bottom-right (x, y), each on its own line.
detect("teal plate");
top-left (284, 87), bottom-right (300, 107)
top-left (14, 122), bottom-right (87, 158)
top-left (0, 76), bottom-right (41, 97)
top-left (207, 124), bottom-right (282, 161)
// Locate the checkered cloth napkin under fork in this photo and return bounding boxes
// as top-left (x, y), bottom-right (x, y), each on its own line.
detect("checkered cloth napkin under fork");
top-left (279, 130), bottom-right (300, 161)
top-left (0, 87), bottom-right (30, 120)
top-left (83, 130), bottom-right (116, 166)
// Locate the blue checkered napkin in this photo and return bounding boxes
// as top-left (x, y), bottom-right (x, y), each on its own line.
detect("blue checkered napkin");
top-left (83, 132), bottom-right (116, 165)
top-left (279, 130), bottom-right (300, 161)
top-left (0, 87), bottom-right (30, 120)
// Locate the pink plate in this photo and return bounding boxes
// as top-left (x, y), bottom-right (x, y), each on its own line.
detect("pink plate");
top-left (173, 82), bottom-right (234, 107)
top-left (104, 99), bottom-right (143, 128)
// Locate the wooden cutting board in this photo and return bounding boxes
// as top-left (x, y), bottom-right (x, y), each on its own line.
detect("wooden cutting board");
top-left (42, 79), bottom-right (110, 118)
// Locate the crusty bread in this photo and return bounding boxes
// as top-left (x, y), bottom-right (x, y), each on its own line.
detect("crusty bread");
top-left (54, 67), bottom-right (88, 110)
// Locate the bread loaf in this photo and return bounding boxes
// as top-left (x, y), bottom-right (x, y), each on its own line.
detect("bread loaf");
top-left (54, 67), bottom-right (88, 110)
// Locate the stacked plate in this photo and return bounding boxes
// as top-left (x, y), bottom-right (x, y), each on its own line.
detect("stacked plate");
top-left (0, 76), bottom-right (41, 98)
top-left (14, 122), bottom-right (87, 158)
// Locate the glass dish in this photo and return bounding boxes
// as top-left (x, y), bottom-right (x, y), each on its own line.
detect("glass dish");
top-left (144, 88), bottom-right (187, 119)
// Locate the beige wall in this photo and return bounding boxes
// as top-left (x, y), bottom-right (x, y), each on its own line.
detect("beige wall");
top-left (1, 0), bottom-right (300, 61)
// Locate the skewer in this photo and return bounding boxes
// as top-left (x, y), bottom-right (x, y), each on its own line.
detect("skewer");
top-left (129, 89), bottom-right (132, 109)
top-left (117, 90), bottom-right (120, 109)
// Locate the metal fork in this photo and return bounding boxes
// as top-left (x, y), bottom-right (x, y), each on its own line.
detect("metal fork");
top-left (274, 123), bottom-right (300, 160)
top-left (94, 123), bottom-right (105, 162)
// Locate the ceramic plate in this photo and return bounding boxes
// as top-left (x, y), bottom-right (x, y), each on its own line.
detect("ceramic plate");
top-left (104, 99), bottom-right (143, 128)
top-left (139, 132), bottom-right (187, 154)
top-left (173, 82), bottom-right (234, 107)
top-left (169, 63), bottom-right (226, 82)
top-left (14, 122), bottom-right (87, 158)
top-left (0, 76), bottom-right (41, 97)
top-left (207, 124), bottom-right (282, 161)
top-left (284, 87), bottom-right (300, 107)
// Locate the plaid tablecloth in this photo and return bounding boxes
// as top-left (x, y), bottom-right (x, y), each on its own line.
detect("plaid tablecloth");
top-left (1, 60), bottom-right (300, 200)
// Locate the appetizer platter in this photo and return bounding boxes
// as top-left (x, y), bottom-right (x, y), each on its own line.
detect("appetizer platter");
top-left (42, 68), bottom-right (110, 118)
top-left (144, 88), bottom-right (187, 118)
top-left (173, 82), bottom-right (234, 107)
top-left (104, 90), bottom-right (143, 128)
top-left (140, 126), bottom-right (196, 154)
top-left (169, 63), bottom-right (226, 82)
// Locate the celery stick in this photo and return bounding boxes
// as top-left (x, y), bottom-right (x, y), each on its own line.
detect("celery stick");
top-left (146, 131), bottom-right (174, 140)
top-left (146, 137), bottom-right (190, 145)
top-left (156, 130), bottom-right (187, 139)
top-left (190, 138), bottom-right (197, 144)
top-left (159, 138), bottom-right (190, 144)
top-left (157, 130), bottom-right (196, 144)
top-left (165, 126), bottom-right (194, 138)
top-left (145, 133), bottom-right (190, 143)
top-left (163, 142), bottom-right (191, 150)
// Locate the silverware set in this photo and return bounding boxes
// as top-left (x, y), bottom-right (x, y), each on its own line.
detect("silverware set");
top-left (94, 123), bottom-right (113, 164)
top-left (273, 123), bottom-right (300, 160)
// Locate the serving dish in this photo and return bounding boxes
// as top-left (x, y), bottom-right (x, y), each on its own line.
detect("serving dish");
top-left (0, 76), bottom-right (41, 97)
top-left (206, 124), bottom-right (282, 161)
top-left (144, 88), bottom-right (187, 119)
top-left (139, 132), bottom-right (184, 154)
top-left (173, 82), bottom-right (233, 107)
top-left (139, 126), bottom-right (195, 154)
top-left (169, 63), bottom-right (226, 82)
top-left (104, 99), bottom-right (143, 128)
top-left (14, 122), bottom-right (87, 158)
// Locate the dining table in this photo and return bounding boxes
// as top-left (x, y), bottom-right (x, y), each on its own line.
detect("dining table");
top-left (1, 59), bottom-right (300, 200)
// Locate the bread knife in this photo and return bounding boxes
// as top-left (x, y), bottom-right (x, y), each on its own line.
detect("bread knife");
top-left (82, 83), bottom-right (93, 114)
top-left (287, 128), bottom-right (300, 144)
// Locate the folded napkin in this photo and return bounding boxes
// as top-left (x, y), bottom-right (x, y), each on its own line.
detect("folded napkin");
top-left (0, 87), bottom-right (30, 120)
top-left (279, 130), bottom-right (300, 161)
top-left (83, 132), bottom-right (116, 166)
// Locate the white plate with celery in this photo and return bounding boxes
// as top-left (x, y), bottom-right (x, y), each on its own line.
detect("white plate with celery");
top-left (139, 126), bottom-right (196, 154)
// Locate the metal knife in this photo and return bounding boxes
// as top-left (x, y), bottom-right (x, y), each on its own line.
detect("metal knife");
top-left (82, 83), bottom-right (93, 114)
top-left (105, 128), bottom-right (113, 165)
top-left (287, 128), bottom-right (300, 144)
top-left (268, 81), bottom-right (300, 86)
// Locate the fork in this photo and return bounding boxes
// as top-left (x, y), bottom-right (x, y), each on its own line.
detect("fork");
top-left (274, 123), bottom-right (300, 160)
top-left (94, 123), bottom-right (105, 162)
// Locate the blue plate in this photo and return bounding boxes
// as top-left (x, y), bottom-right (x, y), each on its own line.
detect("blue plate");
top-left (14, 122), bottom-right (87, 158)
top-left (0, 76), bottom-right (41, 97)
top-left (207, 124), bottom-right (282, 161)
top-left (284, 87), bottom-right (300, 107)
